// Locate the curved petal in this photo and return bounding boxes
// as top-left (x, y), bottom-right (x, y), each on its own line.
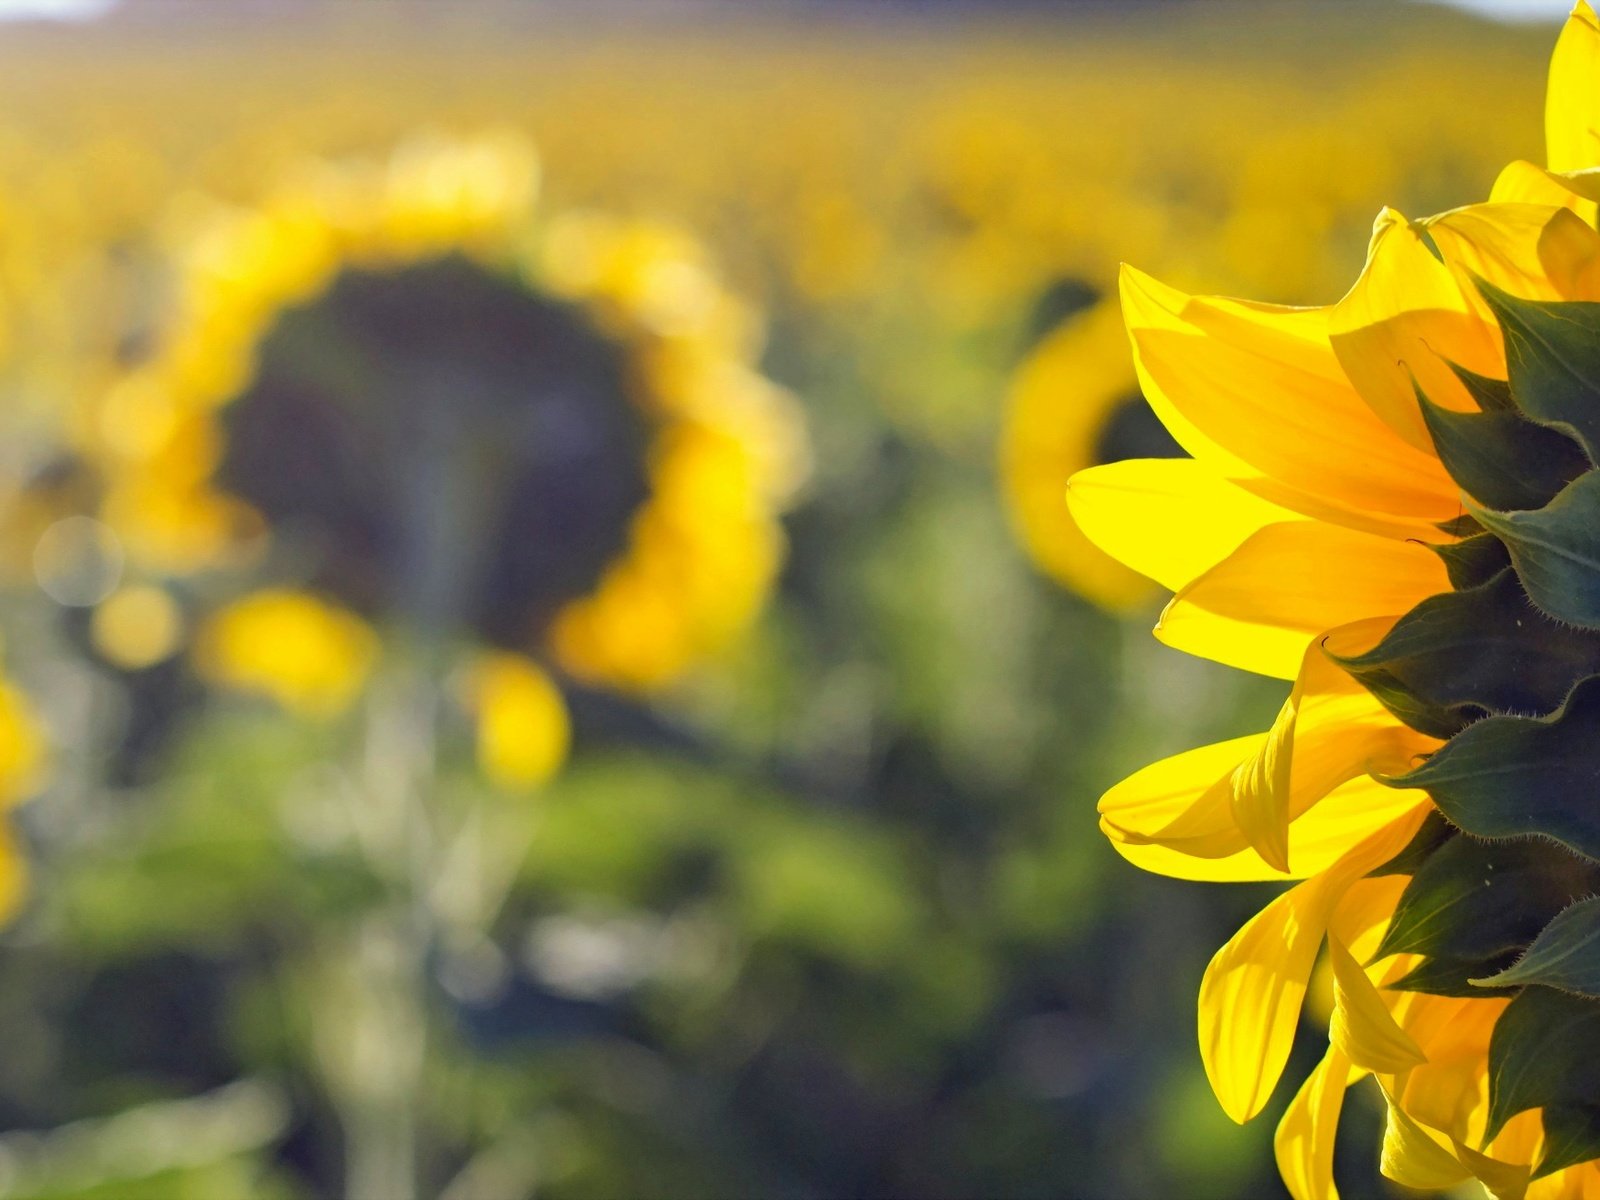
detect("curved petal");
top-left (1330, 209), bottom-right (1506, 451)
top-left (1156, 521), bottom-right (1450, 678)
top-left (1380, 1095), bottom-right (1474, 1192)
top-left (1066, 458), bottom-right (1299, 593)
top-left (1425, 203), bottom-right (1600, 300)
top-left (1328, 934), bottom-right (1426, 1075)
top-left (1491, 159), bottom-right (1596, 214)
top-left (1101, 628), bottom-right (1429, 875)
top-left (1103, 777), bottom-right (1429, 884)
top-left (1547, 1), bottom-right (1600, 174)
top-left (1275, 1046), bottom-right (1356, 1200)
top-left (1198, 809), bottom-right (1429, 1123)
top-left (1120, 266), bottom-right (1458, 531)
top-left (1425, 202), bottom-right (1600, 307)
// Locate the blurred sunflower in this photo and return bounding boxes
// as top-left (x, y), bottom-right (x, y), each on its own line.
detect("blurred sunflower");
top-left (1000, 292), bottom-right (1181, 611)
top-left (1068, 4), bottom-right (1600, 1195)
top-left (0, 673), bottom-right (47, 922)
top-left (75, 131), bottom-right (803, 784)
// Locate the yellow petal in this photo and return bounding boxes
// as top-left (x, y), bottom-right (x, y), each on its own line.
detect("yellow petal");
top-left (1327, 934), bottom-right (1426, 1075)
top-left (1120, 266), bottom-right (1459, 530)
top-left (1547, 1), bottom-right (1600, 174)
top-left (1275, 1047), bottom-right (1354, 1200)
top-left (1229, 639), bottom-right (1383, 874)
top-left (1156, 521), bottom-right (1449, 679)
top-left (1381, 1096), bottom-right (1473, 1192)
top-left (1423, 203), bottom-right (1597, 305)
top-left (1490, 160), bottom-right (1600, 235)
top-left (1456, 1140), bottom-right (1532, 1200)
top-left (1103, 779), bottom-right (1427, 884)
top-left (1330, 208), bottom-right (1505, 451)
top-left (1198, 809), bottom-right (1428, 1122)
top-left (1065, 458), bottom-right (1297, 593)
top-left (1101, 639), bottom-right (1407, 859)
top-left (1329, 874), bottom-right (1410, 964)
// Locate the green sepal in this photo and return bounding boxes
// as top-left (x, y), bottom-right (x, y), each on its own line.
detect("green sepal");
top-left (1533, 1104), bottom-right (1600, 1179)
top-left (1387, 674), bottom-right (1600, 858)
top-left (1473, 897), bottom-right (1600, 997)
top-left (1368, 808), bottom-right (1456, 878)
top-left (1427, 531), bottom-right (1511, 591)
top-left (1332, 569), bottom-right (1600, 734)
top-left (1448, 360), bottom-right (1516, 413)
top-left (1486, 986), bottom-right (1600, 1143)
top-left (1476, 279), bottom-right (1600, 461)
top-left (1388, 951), bottom-right (1520, 997)
top-left (1435, 512), bottom-right (1483, 539)
top-left (1373, 834), bottom-right (1599, 963)
top-left (1416, 385), bottom-right (1590, 512)
top-left (1470, 470), bottom-right (1600, 629)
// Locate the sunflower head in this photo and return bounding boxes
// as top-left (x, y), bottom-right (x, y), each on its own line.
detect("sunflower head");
top-left (83, 134), bottom-right (806, 718)
top-left (1066, 3), bottom-right (1600, 1193)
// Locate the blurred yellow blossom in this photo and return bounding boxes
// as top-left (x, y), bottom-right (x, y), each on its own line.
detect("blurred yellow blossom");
top-left (463, 652), bottom-right (570, 792)
top-left (196, 589), bottom-right (377, 719)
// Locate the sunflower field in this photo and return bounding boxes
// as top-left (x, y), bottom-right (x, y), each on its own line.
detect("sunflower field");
top-left (0, 3), bottom-right (1575, 1198)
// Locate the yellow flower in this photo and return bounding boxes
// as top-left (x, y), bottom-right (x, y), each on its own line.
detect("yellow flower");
top-left (1000, 295), bottom-right (1178, 611)
top-left (91, 133), bottom-right (805, 701)
top-left (1068, 5), bottom-right (1600, 1195)
top-left (0, 672), bottom-right (51, 923)
top-left (195, 589), bottom-right (377, 719)
top-left (462, 651), bottom-right (570, 792)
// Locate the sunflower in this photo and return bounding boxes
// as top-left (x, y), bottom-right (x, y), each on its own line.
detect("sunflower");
top-left (1067, 5), bottom-right (1600, 1195)
top-left (77, 132), bottom-right (803, 781)
top-left (1001, 293), bottom-right (1181, 611)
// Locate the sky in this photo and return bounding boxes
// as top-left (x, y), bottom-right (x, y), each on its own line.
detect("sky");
top-left (1429, 0), bottom-right (1572, 17)
top-left (0, 0), bottom-right (1578, 26)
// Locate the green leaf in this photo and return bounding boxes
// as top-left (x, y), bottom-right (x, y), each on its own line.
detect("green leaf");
top-left (1487, 987), bottom-right (1600, 1143)
top-left (1448, 360), bottom-right (1516, 413)
top-left (1388, 951), bottom-right (1519, 998)
top-left (1533, 1104), bottom-right (1600, 1179)
top-left (1374, 833), bottom-right (1599, 963)
top-left (1476, 279), bottom-right (1600, 460)
top-left (1417, 386), bottom-right (1590, 512)
top-left (1368, 808), bottom-right (1455, 878)
top-left (1427, 531), bottom-right (1510, 591)
top-left (1470, 470), bottom-right (1600, 629)
top-left (1332, 569), bottom-right (1600, 735)
top-left (1389, 674), bottom-right (1600, 857)
top-left (1474, 897), bottom-right (1600, 997)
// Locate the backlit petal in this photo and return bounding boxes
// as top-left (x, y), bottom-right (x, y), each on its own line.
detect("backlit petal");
top-left (1330, 209), bottom-right (1505, 451)
top-left (1198, 809), bottom-right (1428, 1122)
top-left (1066, 458), bottom-right (1298, 593)
top-left (1275, 1046), bottom-right (1354, 1200)
top-left (1547, 1), bottom-right (1600, 174)
top-left (1156, 521), bottom-right (1450, 678)
top-left (1328, 934), bottom-right (1426, 1075)
top-left (1120, 266), bottom-right (1458, 530)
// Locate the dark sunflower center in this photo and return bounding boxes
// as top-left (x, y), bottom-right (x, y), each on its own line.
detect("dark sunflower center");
top-left (1091, 392), bottom-right (1185, 466)
top-left (217, 255), bottom-right (653, 645)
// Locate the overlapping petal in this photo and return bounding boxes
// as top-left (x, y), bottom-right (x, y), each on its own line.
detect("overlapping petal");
top-left (1197, 809), bottom-right (1428, 1123)
top-left (1154, 521), bottom-right (1449, 678)
top-left (1065, 458), bottom-right (1298, 593)
top-left (1120, 266), bottom-right (1459, 533)
top-left (1076, 4), bottom-right (1600, 1192)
